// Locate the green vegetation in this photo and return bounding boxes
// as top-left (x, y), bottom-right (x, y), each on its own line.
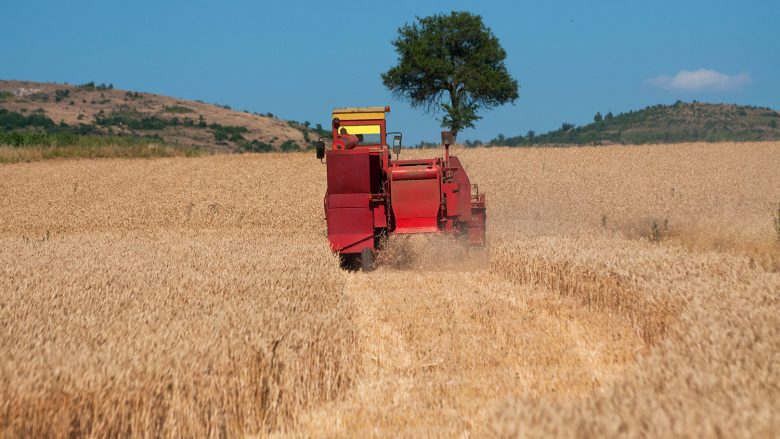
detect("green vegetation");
top-left (0, 131), bottom-right (162, 148)
top-left (0, 79), bottom-right (335, 157)
top-left (241, 140), bottom-right (274, 153)
top-left (54, 89), bottom-right (71, 102)
top-left (211, 124), bottom-right (248, 142)
top-left (312, 123), bottom-right (328, 137)
top-left (76, 81), bottom-right (113, 91)
top-left (287, 119), bottom-right (330, 149)
top-left (94, 109), bottom-right (251, 145)
top-left (96, 109), bottom-right (171, 130)
top-left (162, 105), bottom-right (194, 114)
top-left (481, 102), bottom-right (780, 146)
top-left (279, 140), bottom-right (300, 152)
top-left (0, 108), bottom-right (55, 130)
top-left (288, 119), bottom-right (332, 151)
top-left (28, 92), bottom-right (49, 102)
top-left (0, 108), bottom-right (198, 163)
top-left (382, 11), bottom-right (518, 138)
top-left (0, 139), bottom-right (196, 164)
top-left (98, 110), bottom-right (263, 147)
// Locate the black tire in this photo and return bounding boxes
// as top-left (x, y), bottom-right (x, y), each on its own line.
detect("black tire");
top-left (361, 247), bottom-right (375, 272)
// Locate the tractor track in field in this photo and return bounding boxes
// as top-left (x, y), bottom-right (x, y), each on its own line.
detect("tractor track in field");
top-left (283, 259), bottom-right (645, 438)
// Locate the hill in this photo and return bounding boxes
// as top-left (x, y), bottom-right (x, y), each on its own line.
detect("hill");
top-left (484, 102), bottom-right (780, 146)
top-left (0, 79), bottom-right (328, 154)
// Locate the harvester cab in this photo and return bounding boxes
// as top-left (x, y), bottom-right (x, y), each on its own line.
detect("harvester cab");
top-left (318, 106), bottom-right (486, 271)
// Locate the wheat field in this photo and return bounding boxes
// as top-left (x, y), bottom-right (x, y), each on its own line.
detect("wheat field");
top-left (1, 142), bottom-right (779, 437)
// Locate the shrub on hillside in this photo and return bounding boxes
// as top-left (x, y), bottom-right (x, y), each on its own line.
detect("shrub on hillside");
top-left (280, 140), bottom-right (300, 152)
top-left (95, 110), bottom-right (171, 130)
top-left (163, 105), bottom-right (194, 114)
top-left (242, 140), bottom-right (274, 153)
top-left (0, 109), bottom-right (55, 130)
top-left (54, 89), bottom-right (71, 102)
top-left (28, 92), bottom-right (49, 102)
top-left (210, 124), bottom-right (248, 143)
top-left (76, 82), bottom-right (113, 91)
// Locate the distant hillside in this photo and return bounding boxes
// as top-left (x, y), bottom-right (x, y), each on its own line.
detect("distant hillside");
top-left (0, 80), bottom-right (329, 153)
top-left (483, 102), bottom-right (780, 146)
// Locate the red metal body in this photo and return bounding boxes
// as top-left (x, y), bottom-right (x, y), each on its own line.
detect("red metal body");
top-left (323, 107), bottom-right (486, 256)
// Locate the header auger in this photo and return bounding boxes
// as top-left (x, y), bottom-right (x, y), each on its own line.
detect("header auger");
top-left (316, 106), bottom-right (486, 271)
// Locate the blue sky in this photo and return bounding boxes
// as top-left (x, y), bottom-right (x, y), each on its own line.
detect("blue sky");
top-left (1, 0), bottom-right (778, 143)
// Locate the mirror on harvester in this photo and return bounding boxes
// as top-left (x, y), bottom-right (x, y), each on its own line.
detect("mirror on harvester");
top-left (315, 140), bottom-right (326, 159)
top-left (392, 135), bottom-right (402, 155)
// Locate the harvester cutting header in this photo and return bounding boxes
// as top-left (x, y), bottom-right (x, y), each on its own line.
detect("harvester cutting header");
top-left (315, 106), bottom-right (486, 271)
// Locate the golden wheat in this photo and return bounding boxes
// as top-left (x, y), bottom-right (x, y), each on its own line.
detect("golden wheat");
top-left (1, 142), bottom-right (778, 437)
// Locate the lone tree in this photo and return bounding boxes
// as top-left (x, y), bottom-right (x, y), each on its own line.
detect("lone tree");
top-left (382, 11), bottom-right (518, 139)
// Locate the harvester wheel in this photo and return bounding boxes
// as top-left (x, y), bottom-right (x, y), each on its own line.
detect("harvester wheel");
top-left (361, 248), bottom-right (375, 272)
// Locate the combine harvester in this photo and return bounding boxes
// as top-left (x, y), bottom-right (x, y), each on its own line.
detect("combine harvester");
top-left (315, 106), bottom-right (486, 271)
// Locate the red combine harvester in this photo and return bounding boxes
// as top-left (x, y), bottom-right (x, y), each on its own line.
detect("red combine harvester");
top-left (315, 106), bottom-right (486, 271)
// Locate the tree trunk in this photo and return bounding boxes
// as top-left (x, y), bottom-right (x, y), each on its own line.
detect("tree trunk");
top-left (448, 85), bottom-right (460, 139)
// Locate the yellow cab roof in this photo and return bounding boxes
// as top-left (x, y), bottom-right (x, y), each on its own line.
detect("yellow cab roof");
top-left (332, 106), bottom-right (389, 121)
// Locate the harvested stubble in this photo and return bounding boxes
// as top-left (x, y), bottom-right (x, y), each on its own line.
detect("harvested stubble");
top-left (1, 142), bottom-right (779, 437)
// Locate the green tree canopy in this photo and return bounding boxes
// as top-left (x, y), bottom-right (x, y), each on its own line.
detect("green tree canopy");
top-left (381, 11), bottom-right (519, 138)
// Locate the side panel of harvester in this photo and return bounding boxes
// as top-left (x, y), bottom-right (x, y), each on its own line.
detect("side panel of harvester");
top-left (448, 156), bottom-right (486, 245)
top-left (324, 107), bottom-right (390, 255)
top-left (325, 149), bottom-right (383, 254)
